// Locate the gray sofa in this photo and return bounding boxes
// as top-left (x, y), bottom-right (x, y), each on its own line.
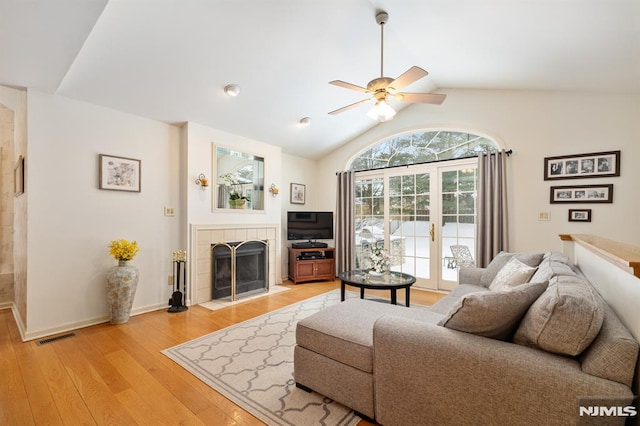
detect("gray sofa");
top-left (294, 251), bottom-right (639, 425)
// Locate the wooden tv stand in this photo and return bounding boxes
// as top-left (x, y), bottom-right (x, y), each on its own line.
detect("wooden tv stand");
top-left (288, 247), bottom-right (335, 284)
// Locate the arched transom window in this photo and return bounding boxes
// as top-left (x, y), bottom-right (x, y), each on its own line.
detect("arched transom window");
top-left (348, 130), bottom-right (500, 171)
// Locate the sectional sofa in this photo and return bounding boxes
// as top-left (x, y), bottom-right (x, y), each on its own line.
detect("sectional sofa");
top-left (294, 251), bottom-right (639, 425)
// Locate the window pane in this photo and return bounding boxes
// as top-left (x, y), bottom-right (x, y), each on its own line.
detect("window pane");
top-left (415, 173), bottom-right (430, 194)
top-left (459, 193), bottom-right (475, 214)
top-left (402, 175), bottom-right (415, 195)
top-left (442, 171), bottom-right (458, 192)
top-left (348, 130), bottom-right (498, 171)
top-left (389, 176), bottom-right (401, 195)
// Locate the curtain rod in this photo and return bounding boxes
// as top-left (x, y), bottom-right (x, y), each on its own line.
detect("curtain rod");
top-left (336, 149), bottom-right (513, 175)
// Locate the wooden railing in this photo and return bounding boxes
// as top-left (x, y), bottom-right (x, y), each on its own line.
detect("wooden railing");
top-left (559, 234), bottom-right (640, 279)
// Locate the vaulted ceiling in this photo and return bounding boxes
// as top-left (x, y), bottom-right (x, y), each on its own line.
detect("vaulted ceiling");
top-left (1, 0), bottom-right (638, 159)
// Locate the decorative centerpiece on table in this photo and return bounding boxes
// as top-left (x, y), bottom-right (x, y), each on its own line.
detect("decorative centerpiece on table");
top-left (220, 172), bottom-right (247, 208)
top-left (106, 238), bottom-right (140, 325)
top-left (368, 245), bottom-right (390, 276)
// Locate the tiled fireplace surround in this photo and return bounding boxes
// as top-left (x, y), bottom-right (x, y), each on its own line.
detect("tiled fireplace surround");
top-left (192, 224), bottom-right (279, 305)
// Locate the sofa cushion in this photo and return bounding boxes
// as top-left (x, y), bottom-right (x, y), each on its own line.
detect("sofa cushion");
top-left (480, 252), bottom-right (544, 286)
top-left (530, 252), bottom-right (577, 283)
top-left (514, 275), bottom-right (604, 356)
top-left (296, 298), bottom-right (444, 373)
top-left (580, 296), bottom-right (640, 387)
top-left (437, 281), bottom-right (549, 340)
top-left (488, 257), bottom-right (538, 291)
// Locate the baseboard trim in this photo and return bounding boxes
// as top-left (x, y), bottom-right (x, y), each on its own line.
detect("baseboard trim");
top-left (17, 302), bottom-right (172, 342)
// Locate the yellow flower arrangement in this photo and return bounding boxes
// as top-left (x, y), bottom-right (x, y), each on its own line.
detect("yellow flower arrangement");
top-left (109, 238), bottom-right (140, 261)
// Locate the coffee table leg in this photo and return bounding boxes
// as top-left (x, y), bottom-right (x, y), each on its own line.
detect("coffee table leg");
top-left (406, 287), bottom-right (410, 307)
top-left (341, 281), bottom-right (346, 302)
top-left (360, 288), bottom-right (365, 299)
top-left (390, 289), bottom-right (397, 305)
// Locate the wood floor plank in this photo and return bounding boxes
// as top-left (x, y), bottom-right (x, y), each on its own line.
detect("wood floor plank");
top-left (105, 348), bottom-right (205, 425)
top-left (114, 388), bottom-right (174, 425)
top-left (6, 316), bottom-right (63, 425)
top-left (0, 311), bottom-right (36, 426)
top-left (31, 343), bottom-right (97, 425)
top-left (52, 335), bottom-right (138, 425)
top-left (1, 279), bottom-right (441, 425)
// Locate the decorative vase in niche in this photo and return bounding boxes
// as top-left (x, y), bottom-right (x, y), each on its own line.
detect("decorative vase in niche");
top-left (106, 260), bottom-right (139, 325)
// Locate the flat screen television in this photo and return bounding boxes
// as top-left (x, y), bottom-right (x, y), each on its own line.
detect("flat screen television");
top-left (287, 211), bottom-right (334, 241)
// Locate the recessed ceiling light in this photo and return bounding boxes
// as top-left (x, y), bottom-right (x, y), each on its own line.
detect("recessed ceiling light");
top-left (224, 84), bottom-right (241, 97)
top-left (299, 117), bottom-right (311, 126)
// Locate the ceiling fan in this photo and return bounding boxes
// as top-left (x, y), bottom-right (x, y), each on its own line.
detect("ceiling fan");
top-left (329, 11), bottom-right (446, 122)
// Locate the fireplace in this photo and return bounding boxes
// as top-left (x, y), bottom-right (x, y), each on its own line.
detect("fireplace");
top-left (212, 240), bottom-right (268, 300)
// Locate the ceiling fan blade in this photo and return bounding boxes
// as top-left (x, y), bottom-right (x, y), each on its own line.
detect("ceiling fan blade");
top-left (328, 98), bottom-right (372, 115)
top-left (396, 92), bottom-right (446, 105)
top-left (389, 66), bottom-right (428, 91)
top-left (329, 80), bottom-right (369, 93)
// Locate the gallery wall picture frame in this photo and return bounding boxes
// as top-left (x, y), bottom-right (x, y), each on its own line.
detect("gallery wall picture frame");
top-left (290, 183), bottom-right (306, 204)
top-left (544, 150), bottom-right (620, 180)
top-left (568, 209), bottom-right (592, 222)
top-left (550, 184), bottom-right (613, 204)
top-left (99, 154), bottom-right (141, 192)
top-left (14, 155), bottom-right (24, 197)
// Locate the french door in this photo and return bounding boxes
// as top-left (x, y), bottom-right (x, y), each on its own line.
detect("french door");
top-left (354, 158), bottom-right (478, 291)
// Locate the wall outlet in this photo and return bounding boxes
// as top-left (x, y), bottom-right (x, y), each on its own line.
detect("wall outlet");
top-left (164, 206), bottom-right (175, 217)
top-left (168, 275), bottom-right (174, 286)
top-left (538, 211), bottom-right (550, 221)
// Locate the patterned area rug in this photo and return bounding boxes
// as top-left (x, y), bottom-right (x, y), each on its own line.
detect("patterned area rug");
top-left (162, 290), bottom-right (361, 426)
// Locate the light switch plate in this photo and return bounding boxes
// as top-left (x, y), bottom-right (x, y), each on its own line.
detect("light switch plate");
top-left (164, 206), bottom-right (175, 216)
top-left (538, 211), bottom-right (550, 221)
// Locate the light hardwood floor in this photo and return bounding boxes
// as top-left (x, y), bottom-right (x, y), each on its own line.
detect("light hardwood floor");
top-left (0, 279), bottom-right (445, 425)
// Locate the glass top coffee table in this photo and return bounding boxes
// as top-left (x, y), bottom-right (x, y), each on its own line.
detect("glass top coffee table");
top-left (338, 270), bottom-right (416, 307)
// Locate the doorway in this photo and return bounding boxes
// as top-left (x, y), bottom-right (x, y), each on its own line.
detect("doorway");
top-left (354, 158), bottom-right (477, 291)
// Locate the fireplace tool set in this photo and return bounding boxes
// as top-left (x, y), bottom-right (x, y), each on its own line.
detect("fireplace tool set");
top-left (168, 250), bottom-right (188, 313)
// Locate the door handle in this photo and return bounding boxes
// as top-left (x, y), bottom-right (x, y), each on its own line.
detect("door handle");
top-left (430, 223), bottom-right (435, 242)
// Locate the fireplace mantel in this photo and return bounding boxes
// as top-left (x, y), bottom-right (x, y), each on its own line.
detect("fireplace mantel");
top-left (190, 224), bottom-right (280, 305)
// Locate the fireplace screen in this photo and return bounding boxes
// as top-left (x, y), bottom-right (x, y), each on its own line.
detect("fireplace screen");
top-left (212, 240), bottom-right (268, 300)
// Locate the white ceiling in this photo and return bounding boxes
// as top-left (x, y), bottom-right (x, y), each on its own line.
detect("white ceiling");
top-left (1, 0), bottom-right (638, 159)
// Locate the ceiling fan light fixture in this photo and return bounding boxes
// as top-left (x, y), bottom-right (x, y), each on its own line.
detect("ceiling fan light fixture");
top-left (224, 84), bottom-right (241, 97)
top-left (328, 10), bottom-right (445, 119)
top-left (367, 99), bottom-right (396, 122)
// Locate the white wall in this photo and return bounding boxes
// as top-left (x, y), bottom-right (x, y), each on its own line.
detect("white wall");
top-left (24, 90), bottom-right (182, 339)
top-left (185, 121), bottom-right (282, 226)
top-left (280, 153), bottom-right (323, 278)
top-left (317, 89), bottom-right (640, 253)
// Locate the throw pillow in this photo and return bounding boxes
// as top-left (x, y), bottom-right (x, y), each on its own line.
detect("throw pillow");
top-left (488, 257), bottom-right (538, 291)
top-left (480, 252), bottom-right (544, 287)
top-left (437, 281), bottom-right (549, 340)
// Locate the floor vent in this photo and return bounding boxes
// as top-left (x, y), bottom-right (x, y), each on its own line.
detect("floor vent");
top-left (36, 332), bottom-right (77, 346)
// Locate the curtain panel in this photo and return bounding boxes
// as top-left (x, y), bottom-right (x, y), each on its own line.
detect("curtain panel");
top-left (335, 171), bottom-right (355, 273)
top-left (477, 150), bottom-right (509, 267)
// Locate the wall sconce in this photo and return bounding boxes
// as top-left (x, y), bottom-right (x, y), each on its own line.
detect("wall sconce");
top-left (269, 184), bottom-right (279, 197)
top-left (195, 173), bottom-right (209, 190)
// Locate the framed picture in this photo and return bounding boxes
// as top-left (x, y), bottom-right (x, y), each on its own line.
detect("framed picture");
top-left (99, 154), bottom-right (141, 192)
top-left (14, 155), bottom-right (24, 196)
top-left (550, 184), bottom-right (613, 204)
top-left (568, 209), bottom-right (592, 222)
top-left (290, 183), bottom-right (306, 204)
top-left (544, 150), bottom-right (620, 180)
